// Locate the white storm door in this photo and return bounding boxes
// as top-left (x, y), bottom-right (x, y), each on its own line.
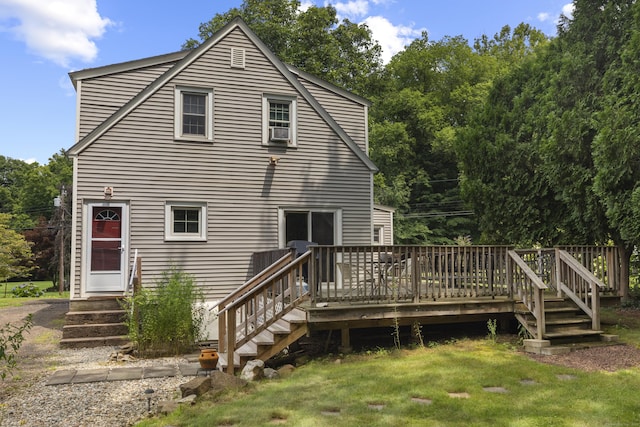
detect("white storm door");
top-left (86, 203), bottom-right (128, 292)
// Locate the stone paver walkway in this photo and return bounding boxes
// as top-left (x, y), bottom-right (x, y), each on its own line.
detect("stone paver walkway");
top-left (46, 362), bottom-right (202, 386)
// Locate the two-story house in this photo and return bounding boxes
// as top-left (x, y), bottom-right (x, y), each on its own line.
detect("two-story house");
top-left (66, 17), bottom-right (377, 308)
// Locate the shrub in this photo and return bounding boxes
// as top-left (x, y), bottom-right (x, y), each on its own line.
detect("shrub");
top-left (122, 267), bottom-right (205, 357)
top-left (11, 283), bottom-right (44, 298)
top-left (1, 314), bottom-right (33, 380)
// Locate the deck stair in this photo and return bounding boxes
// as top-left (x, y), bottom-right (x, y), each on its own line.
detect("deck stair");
top-left (516, 296), bottom-right (612, 354)
top-left (60, 297), bottom-right (130, 348)
top-left (217, 307), bottom-right (308, 372)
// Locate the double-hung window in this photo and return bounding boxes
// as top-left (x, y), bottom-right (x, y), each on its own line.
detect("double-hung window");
top-left (165, 202), bottom-right (207, 241)
top-left (262, 94), bottom-right (297, 147)
top-left (174, 87), bottom-right (213, 142)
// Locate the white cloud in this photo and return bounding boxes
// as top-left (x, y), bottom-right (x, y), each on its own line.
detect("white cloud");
top-left (561, 3), bottom-right (574, 19)
top-left (299, 1), bottom-right (314, 13)
top-left (364, 15), bottom-right (424, 63)
top-left (0, 0), bottom-right (112, 67)
top-left (333, 0), bottom-right (369, 19)
top-left (537, 12), bottom-right (551, 22)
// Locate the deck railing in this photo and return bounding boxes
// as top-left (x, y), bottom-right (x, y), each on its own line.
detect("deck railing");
top-left (560, 245), bottom-right (621, 295)
top-left (217, 250), bottom-right (309, 373)
top-left (508, 250), bottom-right (548, 339)
top-left (556, 249), bottom-right (606, 330)
top-left (306, 245), bottom-right (621, 306)
top-left (309, 246), bottom-right (512, 304)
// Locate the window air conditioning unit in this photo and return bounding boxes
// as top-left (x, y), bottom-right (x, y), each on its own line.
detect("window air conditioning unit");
top-left (269, 127), bottom-right (290, 142)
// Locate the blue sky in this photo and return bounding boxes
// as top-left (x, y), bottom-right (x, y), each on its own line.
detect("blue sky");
top-left (0, 0), bottom-right (573, 165)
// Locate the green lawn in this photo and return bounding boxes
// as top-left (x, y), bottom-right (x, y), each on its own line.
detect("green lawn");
top-left (0, 281), bottom-right (68, 308)
top-left (137, 318), bottom-right (640, 427)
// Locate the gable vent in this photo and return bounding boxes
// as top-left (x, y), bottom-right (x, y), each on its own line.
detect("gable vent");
top-left (230, 47), bottom-right (245, 69)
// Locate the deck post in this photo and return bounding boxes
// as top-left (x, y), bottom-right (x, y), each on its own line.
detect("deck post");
top-left (226, 308), bottom-right (236, 374)
top-left (412, 247), bottom-right (419, 303)
top-left (217, 307), bottom-right (226, 353)
top-left (506, 252), bottom-right (513, 298)
top-left (534, 288), bottom-right (545, 340)
top-left (554, 248), bottom-right (562, 298)
top-left (309, 248), bottom-right (317, 303)
top-left (339, 328), bottom-right (352, 353)
top-left (591, 281), bottom-right (600, 330)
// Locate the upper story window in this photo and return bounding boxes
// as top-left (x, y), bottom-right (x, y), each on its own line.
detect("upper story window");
top-left (262, 94), bottom-right (297, 147)
top-left (174, 86), bottom-right (213, 142)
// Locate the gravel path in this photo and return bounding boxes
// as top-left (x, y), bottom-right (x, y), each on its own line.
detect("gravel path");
top-left (0, 300), bottom-right (191, 427)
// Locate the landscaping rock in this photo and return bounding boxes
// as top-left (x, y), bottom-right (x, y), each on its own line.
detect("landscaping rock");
top-left (180, 376), bottom-right (212, 397)
top-left (157, 400), bottom-right (179, 415)
top-left (264, 367), bottom-right (279, 379)
top-left (210, 370), bottom-right (248, 392)
top-left (177, 394), bottom-right (197, 405)
top-left (241, 359), bottom-right (264, 381)
top-left (277, 364), bottom-right (296, 377)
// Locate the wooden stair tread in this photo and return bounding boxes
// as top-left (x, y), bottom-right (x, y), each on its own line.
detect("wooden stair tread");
top-left (268, 319), bottom-right (293, 334)
top-left (543, 329), bottom-right (604, 339)
top-left (253, 330), bottom-right (275, 346)
top-left (544, 318), bottom-right (590, 326)
top-left (282, 308), bottom-right (307, 323)
top-left (237, 341), bottom-right (258, 357)
top-left (217, 351), bottom-right (240, 368)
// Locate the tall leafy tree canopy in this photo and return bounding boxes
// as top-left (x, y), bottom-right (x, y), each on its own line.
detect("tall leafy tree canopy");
top-left (370, 25), bottom-right (547, 244)
top-left (457, 0), bottom-right (638, 291)
top-left (0, 151), bottom-right (72, 281)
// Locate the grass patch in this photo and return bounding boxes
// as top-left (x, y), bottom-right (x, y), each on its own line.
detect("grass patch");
top-left (137, 336), bottom-right (640, 427)
top-left (602, 306), bottom-right (640, 345)
top-left (0, 281), bottom-right (68, 308)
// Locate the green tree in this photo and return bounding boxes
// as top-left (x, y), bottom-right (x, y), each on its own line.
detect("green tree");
top-left (457, 0), bottom-right (636, 294)
top-left (183, 0), bottom-right (382, 95)
top-left (369, 25), bottom-right (545, 244)
top-left (592, 1), bottom-right (640, 293)
top-left (0, 213), bottom-right (33, 286)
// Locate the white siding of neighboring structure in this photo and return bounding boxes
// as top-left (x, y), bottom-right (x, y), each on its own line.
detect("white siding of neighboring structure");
top-left (373, 205), bottom-right (395, 246)
top-left (72, 28), bottom-right (373, 300)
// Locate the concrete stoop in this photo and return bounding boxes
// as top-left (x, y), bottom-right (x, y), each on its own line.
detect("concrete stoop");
top-left (524, 334), bottom-right (620, 356)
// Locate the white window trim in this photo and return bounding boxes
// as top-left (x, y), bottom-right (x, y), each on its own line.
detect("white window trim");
top-left (262, 94), bottom-right (297, 147)
top-left (373, 225), bottom-right (384, 245)
top-left (165, 202), bottom-right (207, 241)
top-left (174, 86), bottom-right (214, 142)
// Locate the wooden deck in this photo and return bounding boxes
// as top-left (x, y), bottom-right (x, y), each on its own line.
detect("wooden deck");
top-left (216, 245), bottom-right (623, 371)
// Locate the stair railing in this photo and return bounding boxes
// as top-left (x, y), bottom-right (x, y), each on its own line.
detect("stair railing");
top-left (555, 249), bottom-right (606, 330)
top-left (217, 250), bottom-right (310, 373)
top-left (508, 250), bottom-right (548, 339)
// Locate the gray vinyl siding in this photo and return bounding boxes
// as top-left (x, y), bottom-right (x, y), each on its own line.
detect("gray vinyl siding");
top-left (296, 76), bottom-right (368, 152)
top-left (78, 63), bottom-right (176, 139)
top-left (72, 27), bottom-right (372, 301)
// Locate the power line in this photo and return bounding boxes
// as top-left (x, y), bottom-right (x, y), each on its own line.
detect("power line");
top-left (402, 211), bottom-right (475, 218)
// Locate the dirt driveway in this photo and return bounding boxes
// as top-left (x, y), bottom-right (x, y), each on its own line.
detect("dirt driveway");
top-left (0, 299), bottom-right (69, 400)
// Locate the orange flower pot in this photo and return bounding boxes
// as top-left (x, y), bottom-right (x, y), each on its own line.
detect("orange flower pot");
top-left (198, 349), bottom-right (219, 370)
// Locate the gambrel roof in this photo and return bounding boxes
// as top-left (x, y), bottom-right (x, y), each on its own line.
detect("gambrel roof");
top-left (68, 17), bottom-right (377, 172)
